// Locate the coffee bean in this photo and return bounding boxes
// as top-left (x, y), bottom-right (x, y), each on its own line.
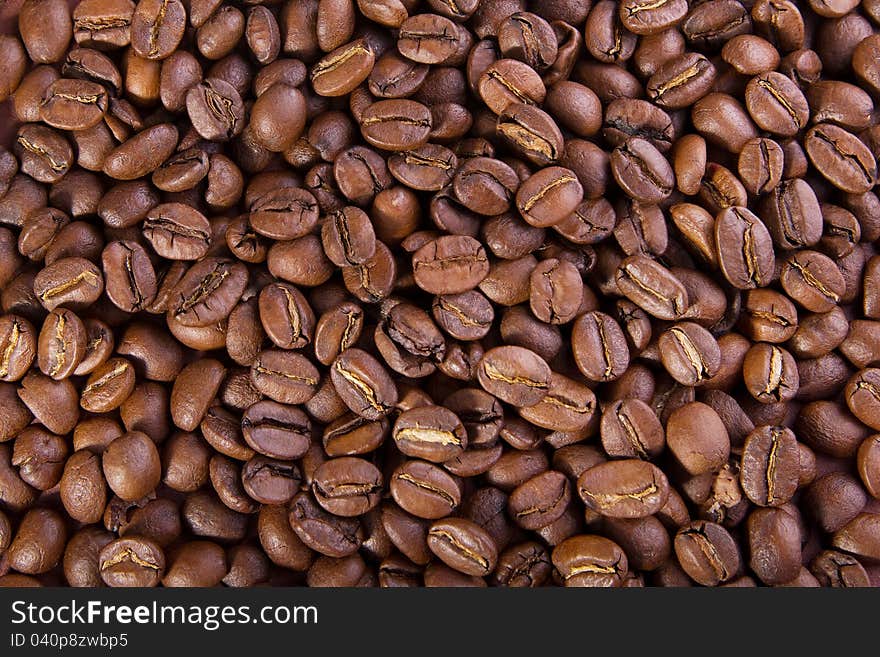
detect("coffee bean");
top-left (427, 517), bottom-right (498, 576)
top-left (393, 405), bottom-right (467, 462)
top-left (578, 459), bottom-right (670, 518)
top-left (552, 535), bottom-right (628, 587)
top-left (740, 426), bottom-right (800, 507)
top-left (186, 78), bottom-right (246, 142)
top-left (805, 123), bottom-right (877, 194)
top-left (714, 207), bottom-right (775, 290)
top-left (615, 255), bottom-right (688, 320)
top-left (390, 459), bottom-right (461, 519)
top-left (0, 315), bottom-right (37, 382)
top-left (313, 457), bottom-right (382, 516)
top-left (37, 309), bottom-right (86, 381)
top-left (398, 14), bottom-right (461, 65)
top-left (674, 521), bottom-right (740, 587)
top-left (780, 250), bottom-right (845, 313)
top-left (478, 59), bottom-right (545, 114)
top-left (497, 104), bottom-right (563, 166)
top-left (34, 257), bottom-right (104, 311)
top-left (659, 322), bottom-right (721, 387)
top-left (647, 52), bottom-right (716, 109)
top-left (99, 537), bottom-right (165, 587)
top-left (747, 507), bottom-right (802, 585)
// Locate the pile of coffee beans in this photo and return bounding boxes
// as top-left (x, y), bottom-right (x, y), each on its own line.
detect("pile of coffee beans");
top-left (1, 0), bottom-right (879, 588)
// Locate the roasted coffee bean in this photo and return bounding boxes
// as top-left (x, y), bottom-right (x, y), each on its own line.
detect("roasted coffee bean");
top-left (37, 309), bottom-right (86, 381)
top-left (578, 460), bottom-right (669, 518)
top-left (740, 426), bottom-right (800, 507)
top-left (805, 124), bottom-right (877, 194)
top-left (0, 315), bottom-right (37, 382)
top-left (478, 58), bottom-right (545, 114)
top-left (34, 257), bottom-right (104, 311)
top-left (393, 405), bottom-right (467, 462)
top-left (427, 517), bottom-right (497, 576)
top-left (666, 402), bottom-right (730, 475)
top-left (39, 78), bottom-right (109, 132)
top-left (747, 507), bottom-right (802, 586)
top-left (674, 521), bottom-right (740, 587)
top-left (615, 255), bottom-right (688, 321)
top-left (497, 104), bottom-right (563, 166)
top-left (99, 537), bottom-right (165, 587)
top-left (745, 72), bottom-right (809, 137)
top-left (743, 343), bottom-right (799, 404)
top-left (552, 535), bottom-right (628, 587)
top-left (572, 311), bottom-right (629, 383)
top-left (361, 99), bottom-right (432, 151)
top-left (331, 348), bottom-right (398, 420)
top-left (103, 124), bottom-right (179, 181)
top-left (658, 322), bottom-right (721, 387)
top-left (477, 346), bottom-right (550, 407)
top-left (167, 258), bottom-right (247, 327)
top-left (102, 241), bottom-right (157, 313)
top-left (714, 207), bottom-right (775, 290)
top-left (390, 459), bottom-right (461, 519)
top-left (186, 78), bottom-right (245, 142)
top-left (647, 53), bottom-right (715, 109)
top-left (780, 250), bottom-right (845, 313)
top-left (313, 457), bottom-right (382, 516)
top-left (130, 0), bottom-right (186, 60)
top-left (15, 125), bottom-right (72, 185)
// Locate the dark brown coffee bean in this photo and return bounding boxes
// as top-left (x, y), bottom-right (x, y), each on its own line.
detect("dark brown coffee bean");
top-left (393, 405), bottom-right (467, 462)
top-left (743, 343), bottom-right (799, 404)
top-left (810, 550), bottom-right (870, 588)
top-left (37, 309), bottom-right (86, 380)
top-left (103, 124), bottom-right (179, 181)
top-left (39, 78), bottom-right (108, 131)
top-left (615, 255), bottom-right (688, 320)
top-left (714, 207), bottom-right (775, 290)
top-left (130, 0), bottom-right (185, 60)
top-left (99, 537), bottom-right (165, 587)
top-left (427, 517), bottom-right (498, 576)
top-left (476, 345), bottom-right (550, 407)
top-left (34, 257), bottom-right (104, 311)
top-left (611, 137), bottom-right (674, 204)
top-left (805, 123), bottom-right (877, 194)
top-left (780, 250), bottom-right (845, 313)
top-left (740, 426), bottom-right (800, 507)
top-left (15, 125), bottom-right (72, 184)
top-left (745, 72), bottom-right (809, 137)
top-left (398, 14), bottom-right (461, 65)
top-left (508, 471), bottom-right (570, 530)
top-left (167, 257), bottom-right (247, 328)
top-left (659, 322), bottom-right (721, 387)
top-left (600, 398), bottom-right (664, 459)
top-left (258, 282), bottom-right (315, 351)
top-left (312, 39), bottom-right (374, 96)
top-left (101, 241), bottom-right (156, 313)
top-left (571, 311), bottom-right (629, 383)
top-left (312, 457), bottom-right (382, 516)
top-left (647, 52), bottom-right (715, 109)
top-left (552, 534), bottom-right (628, 587)
top-left (102, 431), bottom-right (160, 502)
top-left (0, 315), bottom-right (37, 382)
top-left (185, 78), bottom-right (245, 142)
top-left (674, 521), bottom-right (740, 587)
top-left (497, 103), bottom-right (563, 166)
top-left (666, 402), bottom-right (730, 475)
top-left (390, 459), bottom-right (461, 519)
top-left (478, 58), bottom-right (545, 114)
top-left (360, 99), bottom-right (432, 151)
top-left (747, 507), bottom-right (802, 586)
top-left (737, 137), bottom-right (784, 196)
top-left (620, 0), bottom-right (688, 36)
top-left (331, 348), bottom-right (398, 420)
top-left (321, 207), bottom-right (377, 267)
top-left (578, 459), bottom-right (670, 518)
